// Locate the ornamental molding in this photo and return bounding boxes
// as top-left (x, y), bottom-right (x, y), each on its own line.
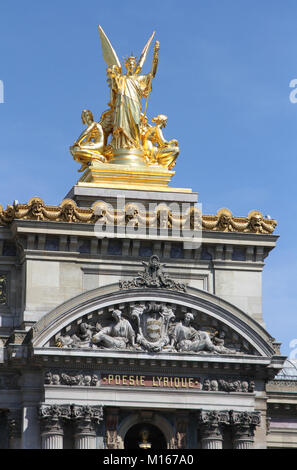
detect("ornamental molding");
top-left (44, 370), bottom-right (99, 386)
top-left (0, 197), bottom-right (277, 234)
top-left (119, 255), bottom-right (187, 292)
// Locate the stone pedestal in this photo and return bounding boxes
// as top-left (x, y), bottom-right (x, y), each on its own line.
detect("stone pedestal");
top-left (77, 160), bottom-right (176, 192)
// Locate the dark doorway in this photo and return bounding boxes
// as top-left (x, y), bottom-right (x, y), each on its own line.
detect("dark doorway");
top-left (124, 422), bottom-right (167, 449)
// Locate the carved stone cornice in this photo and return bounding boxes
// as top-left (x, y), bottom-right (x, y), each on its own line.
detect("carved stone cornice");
top-left (0, 198), bottom-right (277, 234)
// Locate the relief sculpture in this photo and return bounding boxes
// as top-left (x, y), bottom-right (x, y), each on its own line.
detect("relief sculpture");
top-left (55, 305), bottom-right (250, 355)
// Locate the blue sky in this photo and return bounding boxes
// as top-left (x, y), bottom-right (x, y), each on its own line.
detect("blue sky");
top-left (0, 0), bottom-right (296, 356)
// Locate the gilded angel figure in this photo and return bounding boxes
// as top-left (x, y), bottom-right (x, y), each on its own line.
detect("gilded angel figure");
top-left (98, 26), bottom-right (159, 151)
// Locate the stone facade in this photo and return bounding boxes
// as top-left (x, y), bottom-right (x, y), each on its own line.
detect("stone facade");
top-left (0, 184), bottom-right (295, 449)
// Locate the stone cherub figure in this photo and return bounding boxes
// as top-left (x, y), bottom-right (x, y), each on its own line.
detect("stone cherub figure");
top-left (92, 309), bottom-right (138, 350)
top-left (70, 109), bottom-right (107, 172)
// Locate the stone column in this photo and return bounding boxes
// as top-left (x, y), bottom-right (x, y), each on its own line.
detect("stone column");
top-left (72, 405), bottom-right (103, 449)
top-left (198, 410), bottom-right (229, 449)
top-left (38, 404), bottom-right (71, 449)
top-left (230, 411), bottom-right (261, 449)
top-left (105, 407), bottom-right (119, 449)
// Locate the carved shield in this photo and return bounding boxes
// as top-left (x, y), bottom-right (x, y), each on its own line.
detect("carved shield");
top-left (145, 317), bottom-right (162, 342)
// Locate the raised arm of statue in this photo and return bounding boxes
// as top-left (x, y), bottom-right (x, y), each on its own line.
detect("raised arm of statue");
top-left (151, 41), bottom-right (160, 78)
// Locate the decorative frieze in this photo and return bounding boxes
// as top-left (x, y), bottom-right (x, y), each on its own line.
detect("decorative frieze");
top-left (44, 370), bottom-right (99, 386)
top-left (0, 198), bottom-right (277, 234)
top-left (202, 378), bottom-right (255, 393)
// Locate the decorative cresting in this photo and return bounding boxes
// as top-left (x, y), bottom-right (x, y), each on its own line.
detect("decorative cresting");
top-left (0, 198), bottom-right (277, 234)
top-left (197, 410), bottom-right (261, 449)
top-left (54, 302), bottom-right (256, 356)
top-left (119, 255), bottom-right (187, 292)
top-left (38, 404), bottom-right (103, 449)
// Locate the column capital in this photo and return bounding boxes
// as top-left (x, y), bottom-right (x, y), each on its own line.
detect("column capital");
top-left (198, 410), bottom-right (229, 448)
top-left (230, 411), bottom-right (261, 448)
top-left (38, 404), bottom-right (71, 434)
top-left (72, 405), bottom-right (104, 435)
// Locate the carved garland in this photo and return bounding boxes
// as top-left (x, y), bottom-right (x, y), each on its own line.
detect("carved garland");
top-left (0, 198), bottom-right (277, 234)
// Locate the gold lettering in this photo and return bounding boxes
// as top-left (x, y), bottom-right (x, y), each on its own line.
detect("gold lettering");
top-left (163, 377), bottom-right (169, 387)
top-left (157, 377), bottom-right (163, 386)
top-left (129, 375), bottom-right (135, 386)
top-left (174, 377), bottom-right (180, 388)
top-left (115, 375), bottom-right (121, 385)
top-left (181, 378), bottom-right (187, 388)
top-left (188, 378), bottom-right (194, 388)
top-left (122, 375), bottom-right (128, 385)
top-left (170, 377), bottom-right (173, 387)
top-left (152, 377), bottom-right (158, 386)
top-left (108, 375), bottom-right (114, 384)
top-left (136, 376), bottom-right (139, 386)
top-left (140, 376), bottom-right (145, 386)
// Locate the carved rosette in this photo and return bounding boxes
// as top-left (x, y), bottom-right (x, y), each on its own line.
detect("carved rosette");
top-left (230, 411), bottom-right (261, 449)
top-left (198, 410), bottom-right (229, 449)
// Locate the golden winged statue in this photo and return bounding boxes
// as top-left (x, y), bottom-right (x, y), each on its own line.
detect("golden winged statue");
top-left (70, 26), bottom-right (179, 171)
